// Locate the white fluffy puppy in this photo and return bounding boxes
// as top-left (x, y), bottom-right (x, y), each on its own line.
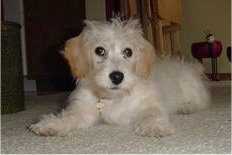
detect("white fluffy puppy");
top-left (29, 18), bottom-right (210, 137)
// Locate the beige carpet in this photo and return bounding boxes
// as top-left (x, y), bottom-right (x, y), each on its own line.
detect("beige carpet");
top-left (1, 81), bottom-right (231, 154)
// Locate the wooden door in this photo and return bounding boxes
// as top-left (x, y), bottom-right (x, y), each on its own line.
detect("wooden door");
top-left (23, 0), bottom-right (85, 94)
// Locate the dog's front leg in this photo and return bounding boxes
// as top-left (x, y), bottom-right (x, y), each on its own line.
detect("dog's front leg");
top-left (29, 103), bottom-right (99, 136)
top-left (132, 104), bottom-right (173, 137)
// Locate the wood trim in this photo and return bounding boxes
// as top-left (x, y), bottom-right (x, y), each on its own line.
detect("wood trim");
top-left (119, 0), bottom-right (138, 18)
top-left (206, 73), bottom-right (231, 81)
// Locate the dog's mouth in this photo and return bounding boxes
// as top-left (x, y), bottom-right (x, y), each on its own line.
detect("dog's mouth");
top-left (109, 86), bottom-right (120, 90)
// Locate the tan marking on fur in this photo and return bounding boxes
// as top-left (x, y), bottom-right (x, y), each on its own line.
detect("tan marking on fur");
top-left (134, 42), bottom-right (156, 79)
top-left (63, 36), bottom-right (91, 79)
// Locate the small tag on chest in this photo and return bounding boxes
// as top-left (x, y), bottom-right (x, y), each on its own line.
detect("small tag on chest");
top-left (96, 100), bottom-right (105, 119)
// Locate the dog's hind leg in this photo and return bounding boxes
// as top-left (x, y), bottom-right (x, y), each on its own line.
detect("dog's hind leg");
top-left (177, 79), bottom-right (211, 115)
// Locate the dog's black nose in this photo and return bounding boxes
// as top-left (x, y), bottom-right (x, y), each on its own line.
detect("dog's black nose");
top-left (109, 71), bottom-right (124, 85)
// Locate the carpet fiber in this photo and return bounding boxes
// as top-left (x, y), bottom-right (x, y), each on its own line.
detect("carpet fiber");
top-left (1, 81), bottom-right (231, 154)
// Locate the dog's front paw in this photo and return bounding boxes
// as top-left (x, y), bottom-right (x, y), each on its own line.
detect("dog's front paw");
top-left (28, 122), bottom-right (60, 136)
top-left (28, 115), bottom-right (67, 136)
top-left (133, 117), bottom-right (173, 137)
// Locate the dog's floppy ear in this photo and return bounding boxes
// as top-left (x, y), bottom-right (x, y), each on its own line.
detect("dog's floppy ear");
top-left (63, 36), bottom-right (91, 79)
top-left (135, 42), bottom-right (156, 79)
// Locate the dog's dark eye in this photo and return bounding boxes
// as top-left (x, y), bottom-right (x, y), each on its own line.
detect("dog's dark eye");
top-left (95, 47), bottom-right (106, 57)
top-left (123, 48), bottom-right (133, 58)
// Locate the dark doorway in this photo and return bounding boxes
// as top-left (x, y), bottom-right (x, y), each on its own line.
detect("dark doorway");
top-left (23, 0), bottom-right (85, 94)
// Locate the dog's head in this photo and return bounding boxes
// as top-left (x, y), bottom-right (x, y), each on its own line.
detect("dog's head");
top-left (63, 18), bottom-right (155, 95)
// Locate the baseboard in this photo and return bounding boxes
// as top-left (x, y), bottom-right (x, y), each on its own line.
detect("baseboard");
top-left (206, 73), bottom-right (231, 81)
top-left (23, 76), bottom-right (36, 92)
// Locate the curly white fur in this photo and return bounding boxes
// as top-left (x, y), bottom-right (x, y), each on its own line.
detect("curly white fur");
top-left (29, 18), bottom-right (210, 137)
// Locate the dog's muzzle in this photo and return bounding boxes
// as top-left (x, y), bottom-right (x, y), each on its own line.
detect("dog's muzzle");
top-left (109, 71), bottom-right (124, 85)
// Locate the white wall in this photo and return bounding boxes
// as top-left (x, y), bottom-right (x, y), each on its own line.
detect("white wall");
top-left (180, 0), bottom-right (231, 73)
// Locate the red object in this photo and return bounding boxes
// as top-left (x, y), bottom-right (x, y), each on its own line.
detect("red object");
top-left (191, 41), bottom-right (222, 59)
top-left (191, 41), bottom-right (222, 81)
